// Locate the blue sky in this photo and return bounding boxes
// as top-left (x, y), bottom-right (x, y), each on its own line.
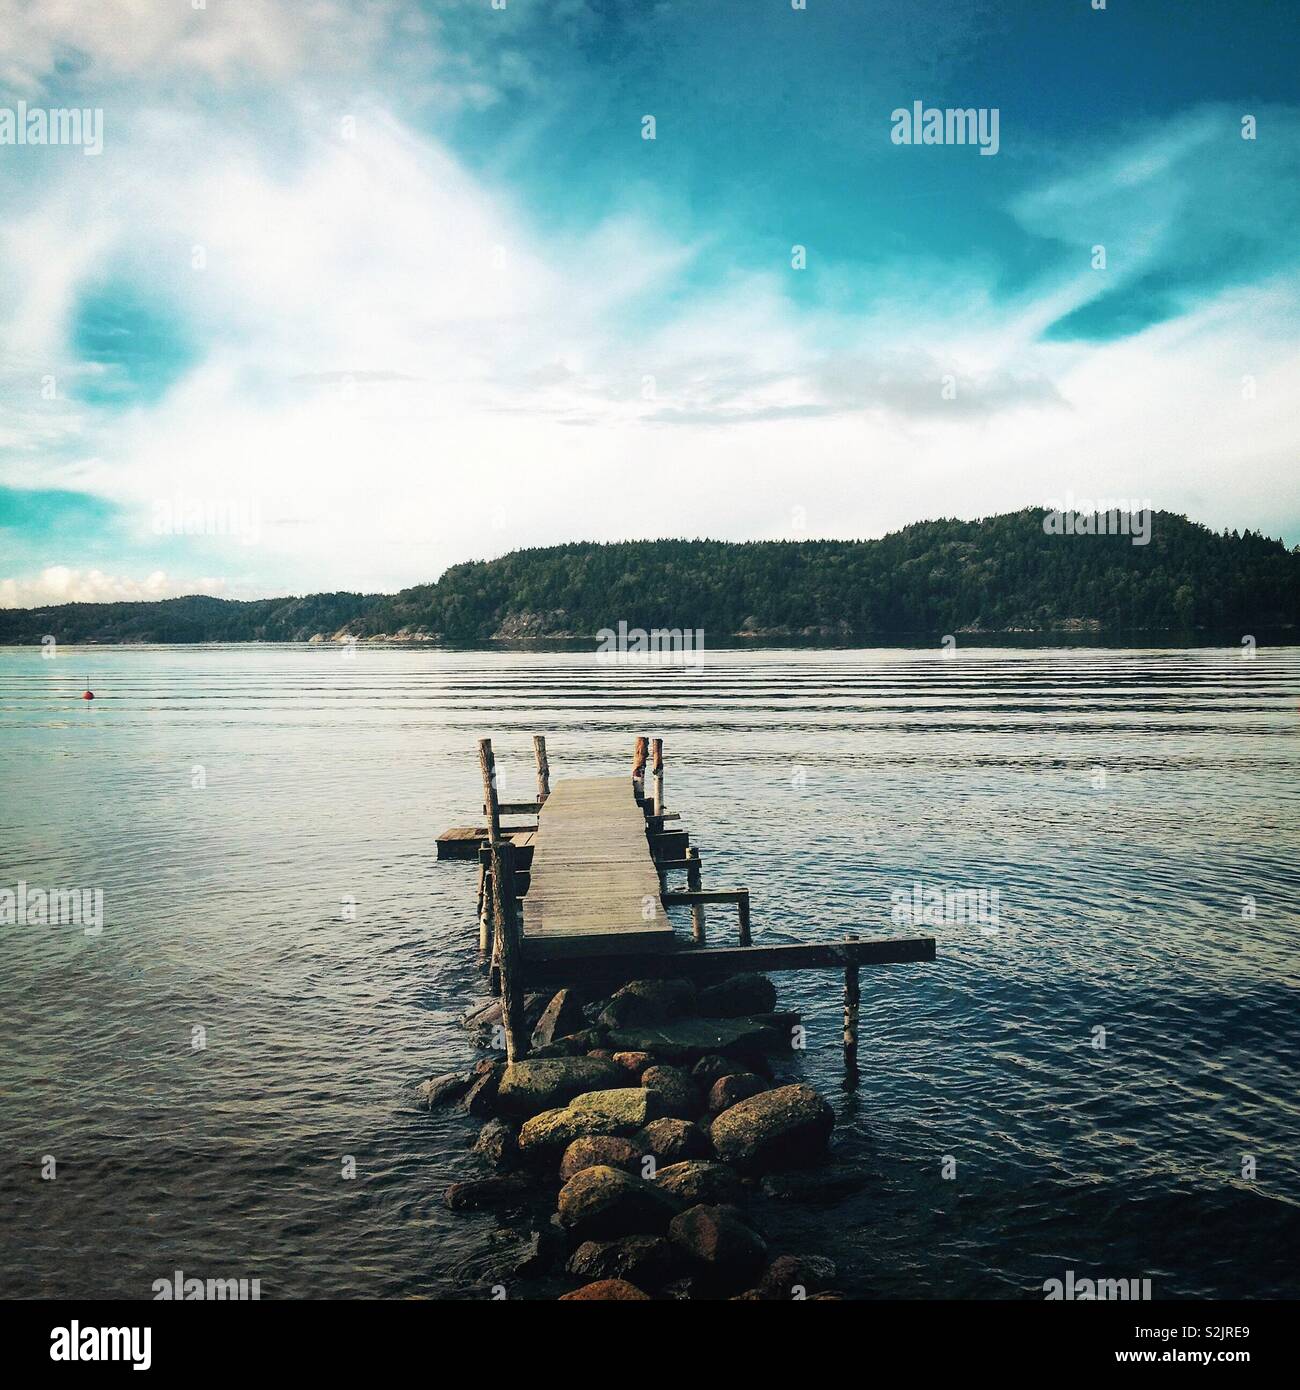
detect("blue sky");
top-left (1, 0), bottom-right (1297, 605)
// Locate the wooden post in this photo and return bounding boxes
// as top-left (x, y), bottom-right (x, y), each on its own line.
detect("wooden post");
top-left (476, 858), bottom-right (490, 955)
top-left (533, 735), bottom-right (550, 803)
top-left (478, 738), bottom-right (501, 844)
top-left (843, 933), bottom-right (860, 1085)
top-left (491, 840), bottom-right (525, 1063)
top-left (632, 736), bottom-right (648, 799)
top-left (651, 737), bottom-right (665, 817)
top-left (737, 888), bottom-right (752, 947)
top-left (686, 846), bottom-right (705, 943)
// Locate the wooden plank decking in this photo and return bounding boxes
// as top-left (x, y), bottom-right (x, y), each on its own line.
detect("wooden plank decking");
top-left (436, 826), bottom-right (536, 861)
top-left (522, 775), bottom-right (674, 957)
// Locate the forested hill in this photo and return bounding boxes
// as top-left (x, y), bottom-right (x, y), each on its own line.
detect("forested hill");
top-left (0, 591), bottom-right (382, 646)
top-left (2, 510), bottom-right (1296, 644)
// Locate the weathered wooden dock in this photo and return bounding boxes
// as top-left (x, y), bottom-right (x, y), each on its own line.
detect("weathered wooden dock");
top-left (437, 735), bottom-right (935, 1072)
top-left (523, 775), bottom-right (673, 956)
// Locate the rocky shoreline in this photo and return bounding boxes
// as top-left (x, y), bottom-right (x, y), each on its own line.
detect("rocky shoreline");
top-left (421, 973), bottom-right (856, 1300)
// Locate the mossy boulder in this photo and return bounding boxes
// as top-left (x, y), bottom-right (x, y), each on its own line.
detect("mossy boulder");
top-left (709, 1084), bottom-right (834, 1172)
top-left (557, 1165), bottom-right (681, 1240)
top-left (495, 1057), bottom-right (623, 1117)
top-left (568, 1087), bottom-right (653, 1128)
top-left (518, 1106), bottom-right (641, 1159)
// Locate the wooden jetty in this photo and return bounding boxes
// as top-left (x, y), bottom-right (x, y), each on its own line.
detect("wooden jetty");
top-left (437, 735), bottom-right (936, 1072)
top-left (522, 775), bottom-right (673, 956)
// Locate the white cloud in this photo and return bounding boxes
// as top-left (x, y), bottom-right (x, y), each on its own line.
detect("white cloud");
top-left (0, 0), bottom-right (402, 92)
top-left (0, 566), bottom-right (230, 607)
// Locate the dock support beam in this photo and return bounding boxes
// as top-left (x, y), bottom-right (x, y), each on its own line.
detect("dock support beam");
top-left (533, 735), bottom-right (550, 803)
top-left (476, 859), bottom-right (490, 955)
top-left (662, 887), bottom-right (750, 944)
top-left (651, 737), bottom-right (665, 817)
top-left (490, 839), bottom-right (526, 1063)
top-left (475, 739), bottom-right (500, 967)
top-left (686, 846), bottom-right (705, 943)
top-left (843, 933), bottom-right (860, 1085)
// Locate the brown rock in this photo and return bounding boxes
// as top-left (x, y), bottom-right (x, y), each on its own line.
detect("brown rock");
top-left (692, 1054), bottom-right (739, 1086)
top-left (462, 1063), bottom-right (504, 1116)
top-left (759, 1254), bottom-right (839, 1298)
top-left (472, 1118), bottom-right (518, 1169)
top-left (557, 1165), bottom-right (680, 1240)
top-left (566, 1235), bottom-right (674, 1286)
top-left (667, 1204), bottom-right (767, 1284)
top-left (642, 1064), bottom-right (702, 1119)
top-left (612, 1050), bottom-right (655, 1077)
top-left (417, 1072), bottom-right (473, 1108)
top-left (638, 1118), bottom-right (710, 1164)
top-left (706, 1071), bottom-right (768, 1114)
top-left (558, 1278), bottom-right (651, 1301)
top-left (559, 1135), bottom-right (642, 1182)
top-left (656, 1160), bottom-right (744, 1206)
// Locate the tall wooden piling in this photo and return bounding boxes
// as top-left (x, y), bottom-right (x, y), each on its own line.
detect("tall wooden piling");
top-left (533, 735), bottom-right (551, 803)
top-left (632, 736), bottom-right (648, 799)
top-left (737, 888), bottom-right (752, 947)
top-left (491, 839), bottom-right (525, 1062)
top-left (843, 932), bottom-right (860, 1084)
top-left (686, 846), bottom-right (705, 943)
top-left (478, 737), bottom-right (501, 844)
top-left (651, 737), bottom-right (665, 816)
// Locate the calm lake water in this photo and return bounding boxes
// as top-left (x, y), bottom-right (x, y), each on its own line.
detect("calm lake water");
top-left (1, 644), bottom-right (1298, 1300)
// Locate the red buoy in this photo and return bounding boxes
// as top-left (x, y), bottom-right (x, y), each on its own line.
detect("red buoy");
top-left (82, 690), bottom-right (94, 700)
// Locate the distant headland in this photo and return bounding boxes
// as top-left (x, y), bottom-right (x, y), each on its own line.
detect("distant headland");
top-left (1, 509), bottom-right (1296, 646)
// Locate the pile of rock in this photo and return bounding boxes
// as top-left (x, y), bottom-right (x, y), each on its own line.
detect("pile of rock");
top-left (426, 975), bottom-right (848, 1300)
